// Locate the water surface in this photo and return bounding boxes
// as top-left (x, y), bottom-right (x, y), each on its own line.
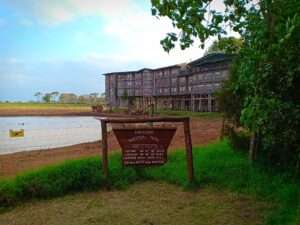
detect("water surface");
top-left (0, 117), bottom-right (102, 155)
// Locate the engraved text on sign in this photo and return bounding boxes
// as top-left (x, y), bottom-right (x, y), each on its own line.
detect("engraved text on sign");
top-left (113, 128), bottom-right (176, 166)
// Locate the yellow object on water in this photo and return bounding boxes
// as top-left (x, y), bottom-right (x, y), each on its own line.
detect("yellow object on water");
top-left (9, 129), bottom-right (24, 138)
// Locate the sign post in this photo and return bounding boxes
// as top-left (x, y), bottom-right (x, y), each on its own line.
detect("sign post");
top-left (98, 117), bottom-right (194, 183)
top-left (100, 120), bottom-right (109, 179)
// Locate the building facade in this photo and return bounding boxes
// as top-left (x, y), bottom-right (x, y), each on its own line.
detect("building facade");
top-left (104, 53), bottom-right (233, 112)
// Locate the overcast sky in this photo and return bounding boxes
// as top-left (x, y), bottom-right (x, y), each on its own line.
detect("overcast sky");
top-left (0, 0), bottom-right (225, 101)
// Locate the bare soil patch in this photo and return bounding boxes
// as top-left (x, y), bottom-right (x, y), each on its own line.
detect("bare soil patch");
top-left (0, 118), bottom-right (222, 178)
top-left (0, 182), bottom-right (270, 225)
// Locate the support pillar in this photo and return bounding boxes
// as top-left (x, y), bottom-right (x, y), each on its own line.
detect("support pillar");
top-left (191, 95), bottom-right (195, 112)
top-left (208, 94), bottom-right (212, 112)
top-left (199, 98), bottom-right (202, 112)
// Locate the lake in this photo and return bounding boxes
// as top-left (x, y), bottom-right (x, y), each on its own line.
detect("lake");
top-left (0, 117), bottom-right (102, 155)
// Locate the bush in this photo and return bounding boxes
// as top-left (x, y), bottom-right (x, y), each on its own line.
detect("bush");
top-left (228, 128), bottom-right (251, 152)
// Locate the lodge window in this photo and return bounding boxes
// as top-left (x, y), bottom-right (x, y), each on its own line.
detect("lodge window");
top-left (179, 87), bottom-right (186, 92)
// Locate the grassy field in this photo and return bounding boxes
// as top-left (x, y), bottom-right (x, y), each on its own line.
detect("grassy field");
top-left (0, 102), bottom-right (91, 110)
top-left (0, 141), bottom-right (299, 225)
top-left (0, 182), bottom-right (269, 225)
top-left (0, 103), bottom-right (223, 119)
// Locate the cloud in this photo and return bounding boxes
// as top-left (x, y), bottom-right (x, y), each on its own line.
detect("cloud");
top-left (1, 0), bottom-right (213, 66)
top-left (99, 4), bottom-right (206, 67)
top-left (0, 0), bottom-right (237, 101)
top-left (1, 0), bottom-right (133, 25)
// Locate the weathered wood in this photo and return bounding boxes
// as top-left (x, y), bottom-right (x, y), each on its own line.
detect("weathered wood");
top-left (101, 120), bottom-right (108, 178)
top-left (97, 116), bottom-right (189, 124)
top-left (113, 127), bottom-right (176, 166)
top-left (104, 54), bottom-right (233, 111)
top-left (98, 117), bottom-right (195, 183)
top-left (183, 118), bottom-right (194, 183)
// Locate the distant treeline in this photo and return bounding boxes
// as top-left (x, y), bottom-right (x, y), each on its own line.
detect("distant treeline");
top-left (34, 92), bottom-right (105, 104)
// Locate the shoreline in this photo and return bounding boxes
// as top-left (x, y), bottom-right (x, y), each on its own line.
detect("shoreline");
top-left (0, 118), bottom-right (222, 178)
top-left (0, 111), bottom-right (124, 117)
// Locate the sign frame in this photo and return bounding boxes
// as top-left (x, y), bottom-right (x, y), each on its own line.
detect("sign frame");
top-left (97, 117), bottom-right (194, 183)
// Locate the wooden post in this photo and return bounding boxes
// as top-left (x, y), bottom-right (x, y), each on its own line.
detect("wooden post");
top-left (98, 117), bottom-right (195, 183)
top-left (183, 118), bottom-right (194, 183)
top-left (191, 94), bottom-right (195, 112)
top-left (208, 94), bottom-right (212, 112)
top-left (101, 120), bottom-right (109, 178)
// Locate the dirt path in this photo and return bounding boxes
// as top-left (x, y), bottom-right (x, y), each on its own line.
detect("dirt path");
top-left (0, 118), bottom-right (222, 178)
top-left (0, 182), bottom-right (269, 225)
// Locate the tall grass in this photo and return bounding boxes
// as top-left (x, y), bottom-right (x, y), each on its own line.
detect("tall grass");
top-left (0, 141), bottom-right (299, 225)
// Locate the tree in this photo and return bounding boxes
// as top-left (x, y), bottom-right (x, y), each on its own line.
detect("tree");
top-left (50, 91), bottom-right (59, 102)
top-left (152, 0), bottom-right (300, 170)
top-left (59, 93), bottom-right (78, 103)
top-left (42, 93), bottom-right (51, 103)
top-left (89, 93), bottom-right (99, 103)
top-left (205, 37), bottom-right (243, 55)
top-left (34, 92), bottom-right (42, 102)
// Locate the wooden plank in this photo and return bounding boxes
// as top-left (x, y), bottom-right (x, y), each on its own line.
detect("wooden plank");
top-left (98, 116), bottom-right (195, 183)
top-left (101, 120), bottom-right (109, 178)
top-left (96, 117), bottom-right (189, 123)
top-left (184, 118), bottom-right (194, 183)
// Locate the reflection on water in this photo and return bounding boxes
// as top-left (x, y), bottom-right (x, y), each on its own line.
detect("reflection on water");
top-left (0, 117), bottom-right (102, 155)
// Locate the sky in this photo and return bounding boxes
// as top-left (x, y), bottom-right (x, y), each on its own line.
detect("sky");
top-left (0, 0), bottom-right (225, 101)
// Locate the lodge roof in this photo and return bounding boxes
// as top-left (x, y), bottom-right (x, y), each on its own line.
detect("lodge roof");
top-left (189, 53), bottom-right (234, 66)
top-left (102, 53), bottom-right (234, 76)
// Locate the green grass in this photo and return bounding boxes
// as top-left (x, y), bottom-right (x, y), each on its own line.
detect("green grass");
top-left (0, 182), bottom-right (270, 225)
top-left (155, 109), bottom-right (222, 119)
top-left (0, 141), bottom-right (299, 225)
top-left (0, 102), bottom-right (91, 110)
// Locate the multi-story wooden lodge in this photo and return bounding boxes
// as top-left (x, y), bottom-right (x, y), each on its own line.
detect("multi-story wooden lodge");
top-left (104, 53), bottom-right (233, 112)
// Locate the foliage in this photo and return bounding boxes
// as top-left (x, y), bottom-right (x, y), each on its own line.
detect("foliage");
top-left (42, 93), bottom-right (51, 103)
top-left (34, 92), bottom-right (42, 102)
top-left (0, 141), bottom-right (299, 224)
top-left (151, 0), bottom-right (300, 170)
top-left (50, 91), bottom-right (59, 102)
top-left (215, 61), bottom-right (244, 126)
top-left (205, 37), bottom-right (243, 55)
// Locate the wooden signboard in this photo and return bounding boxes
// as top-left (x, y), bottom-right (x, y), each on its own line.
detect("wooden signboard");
top-left (98, 117), bottom-right (194, 183)
top-left (113, 127), bottom-right (176, 166)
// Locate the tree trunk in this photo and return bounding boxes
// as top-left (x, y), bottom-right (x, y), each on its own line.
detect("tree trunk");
top-left (249, 132), bottom-right (258, 161)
